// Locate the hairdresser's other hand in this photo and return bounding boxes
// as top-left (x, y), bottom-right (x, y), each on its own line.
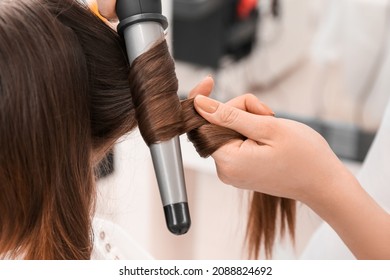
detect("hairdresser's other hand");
top-left (96, 0), bottom-right (117, 21)
top-left (193, 95), bottom-right (354, 204)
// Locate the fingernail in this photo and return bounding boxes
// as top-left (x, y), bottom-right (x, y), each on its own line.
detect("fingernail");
top-left (195, 95), bottom-right (219, 114)
top-left (203, 74), bottom-right (213, 82)
top-left (260, 102), bottom-right (275, 116)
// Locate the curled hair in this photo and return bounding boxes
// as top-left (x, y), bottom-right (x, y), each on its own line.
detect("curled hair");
top-left (130, 41), bottom-right (296, 259)
top-left (0, 0), bottom-right (294, 259)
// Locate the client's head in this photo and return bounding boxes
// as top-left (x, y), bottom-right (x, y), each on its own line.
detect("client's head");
top-left (0, 0), bottom-right (136, 259)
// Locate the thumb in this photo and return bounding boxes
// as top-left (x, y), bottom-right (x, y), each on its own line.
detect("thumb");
top-left (194, 95), bottom-right (274, 141)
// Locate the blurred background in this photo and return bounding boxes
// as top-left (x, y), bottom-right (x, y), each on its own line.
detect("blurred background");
top-left (94, 0), bottom-right (390, 259)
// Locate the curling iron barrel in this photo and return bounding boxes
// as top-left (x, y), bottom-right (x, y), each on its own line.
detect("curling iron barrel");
top-left (116, 0), bottom-right (191, 235)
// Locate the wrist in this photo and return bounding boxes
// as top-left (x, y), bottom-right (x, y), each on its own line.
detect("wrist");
top-left (299, 162), bottom-right (358, 212)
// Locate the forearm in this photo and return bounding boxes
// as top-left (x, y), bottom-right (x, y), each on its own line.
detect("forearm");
top-left (304, 167), bottom-right (390, 259)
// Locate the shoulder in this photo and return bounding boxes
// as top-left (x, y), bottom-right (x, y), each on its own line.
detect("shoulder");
top-left (91, 217), bottom-right (153, 260)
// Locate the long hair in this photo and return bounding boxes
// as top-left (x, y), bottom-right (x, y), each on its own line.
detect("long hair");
top-left (0, 0), bottom-right (136, 259)
top-left (0, 0), bottom-right (294, 259)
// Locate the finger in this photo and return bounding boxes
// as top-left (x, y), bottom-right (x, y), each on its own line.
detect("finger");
top-left (194, 95), bottom-right (275, 141)
top-left (225, 94), bottom-right (274, 116)
top-left (96, 0), bottom-right (117, 21)
top-left (188, 76), bottom-right (214, 99)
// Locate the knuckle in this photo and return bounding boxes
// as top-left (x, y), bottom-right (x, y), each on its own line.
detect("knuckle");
top-left (217, 168), bottom-right (233, 185)
top-left (216, 161), bottom-right (236, 185)
top-left (218, 105), bottom-right (240, 126)
top-left (243, 93), bottom-right (256, 100)
top-left (244, 93), bottom-right (259, 106)
top-left (217, 171), bottom-right (230, 185)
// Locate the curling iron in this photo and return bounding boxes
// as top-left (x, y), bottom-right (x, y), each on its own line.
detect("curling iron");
top-left (116, 0), bottom-right (191, 235)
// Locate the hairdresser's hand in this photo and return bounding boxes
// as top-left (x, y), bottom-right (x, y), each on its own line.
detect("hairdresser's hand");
top-left (195, 95), bottom-right (390, 260)
top-left (193, 95), bottom-right (354, 203)
top-left (96, 0), bottom-right (117, 21)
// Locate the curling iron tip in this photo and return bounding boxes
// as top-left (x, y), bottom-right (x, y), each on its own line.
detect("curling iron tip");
top-left (163, 202), bottom-right (191, 235)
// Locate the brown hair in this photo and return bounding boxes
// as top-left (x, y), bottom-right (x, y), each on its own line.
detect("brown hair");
top-left (0, 0), bottom-right (294, 259)
top-left (130, 41), bottom-right (296, 259)
top-left (0, 0), bottom-right (136, 259)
